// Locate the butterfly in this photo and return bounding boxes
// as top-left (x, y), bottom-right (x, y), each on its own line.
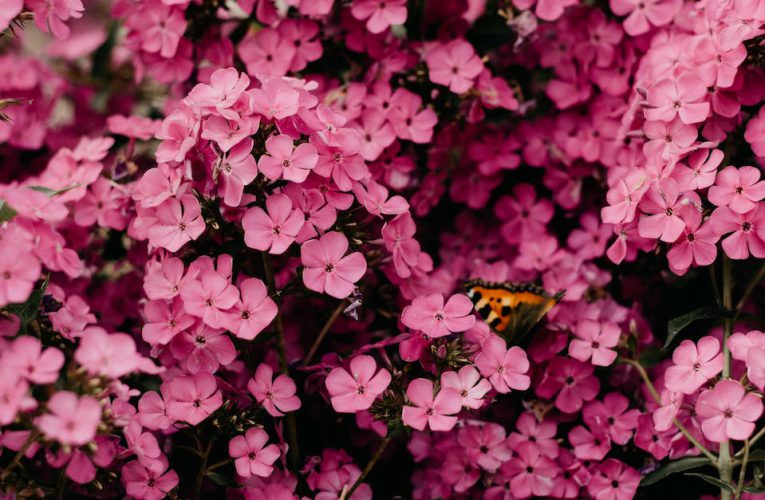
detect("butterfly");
top-left (464, 279), bottom-right (564, 342)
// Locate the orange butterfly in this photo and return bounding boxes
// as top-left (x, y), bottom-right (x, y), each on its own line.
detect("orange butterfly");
top-left (464, 279), bottom-right (563, 342)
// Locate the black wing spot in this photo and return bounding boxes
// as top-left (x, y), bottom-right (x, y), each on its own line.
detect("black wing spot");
top-left (479, 304), bottom-right (492, 318)
top-left (490, 317), bottom-right (502, 328)
top-left (471, 291), bottom-right (482, 303)
top-left (501, 306), bottom-right (511, 316)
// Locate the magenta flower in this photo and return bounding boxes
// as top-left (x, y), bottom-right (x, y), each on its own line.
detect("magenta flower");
top-left (350, 0), bottom-right (407, 34)
top-left (230, 278), bottom-right (278, 340)
top-left (637, 178), bottom-right (693, 243)
top-left (228, 427), bottom-right (280, 478)
top-left (137, 391), bottom-right (173, 430)
top-left (36, 391), bottom-right (101, 446)
top-left (537, 356), bottom-right (600, 413)
top-left (122, 461), bottom-right (179, 500)
top-left (216, 138), bottom-right (258, 207)
top-left (242, 193), bottom-right (304, 255)
top-left (74, 327), bottom-right (142, 379)
top-left (425, 40), bottom-right (484, 94)
top-left (458, 423), bottom-right (510, 472)
top-left (474, 334), bottom-right (531, 393)
top-left (569, 319), bottom-right (620, 367)
top-left (582, 393), bottom-right (640, 445)
top-left (645, 74), bottom-right (709, 124)
top-left (325, 355), bottom-right (391, 413)
top-left (666, 209), bottom-right (719, 276)
top-left (142, 298), bottom-right (194, 345)
top-left (27, 0), bottom-right (84, 39)
top-left (180, 271), bottom-right (239, 329)
top-left (440, 365), bottom-right (491, 410)
top-left (169, 323), bottom-right (236, 374)
top-left (587, 459), bottom-right (640, 500)
top-left (185, 67), bottom-right (250, 120)
top-left (401, 293), bottom-right (475, 338)
top-left (710, 206), bottom-right (765, 260)
top-left (507, 412), bottom-right (559, 458)
top-left (258, 134), bottom-right (318, 183)
top-left (695, 379), bottom-right (763, 442)
top-left (6, 336), bottom-right (64, 385)
top-left (238, 29), bottom-right (296, 78)
top-left (0, 241), bottom-right (42, 307)
top-left (664, 336), bottom-right (724, 394)
top-left (502, 442), bottom-right (559, 498)
top-left (165, 372), bottom-right (223, 425)
top-left (147, 195), bottom-right (206, 252)
top-left (301, 231), bottom-right (367, 299)
top-left (401, 378), bottom-right (461, 432)
top-left (708, 166), bottom-right (765, 214)
top-left (247, 363), bottom-right (301, 417)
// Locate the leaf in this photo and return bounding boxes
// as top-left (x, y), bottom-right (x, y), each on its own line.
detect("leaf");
top-left (684, 473), bottom-right (735, 492)
top-left (637, 347), bottom-right (664, 368)
top-left (0, 200), bottom-right (16, 222)
top-left (27, 184), bottom-right (81, 197)
top-left (205, 471), bottom-right (237, 487)
top-left (640, 457), bottom-right (711, 486)
top-left (4, 275), bottom-right (49, 326)
top-left (665, 306), bottom-right (721, 349)
top-left (747, 449), bottom-right (765, 461)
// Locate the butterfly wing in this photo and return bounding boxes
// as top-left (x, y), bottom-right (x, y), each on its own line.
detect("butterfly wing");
top-left (465, 280), bottom-right (562, 343)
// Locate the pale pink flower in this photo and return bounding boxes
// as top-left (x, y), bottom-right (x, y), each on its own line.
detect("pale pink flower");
top-left (180, 271), bottom-right (239, 329)
top-left (440, 365), bottom-right (491, 409)
top-left (258, 135), bottom-right (318, 183)
top-left (229, 428), bottom-right (280, 478)
top-left (708, 166), bottom-right (765, 214)
top-left (325, 355), bottom-right (391, 413)
top-left (247, 363), bottom-right (301, 417)
top-left (36, 391), bottom-right (101, 446)
top-left (425, 40), bottom-right (484, 94)
top-left (165, 372), bottom-right (223, 425)
top-left (474, 334), bottom-right (531, 393)
top-left (230, 278), bottom-right (278, 340)
top-left (242, 193), bottom-right (304, 255)
top-left (350, 0), bottom-right (407, 34)
top-left (401, 293), bottom-right (476, 338)
top-left (147, 195), bottom-right (206, 252)
top-left (401, 378), bottom-right (461, 432)
top-left (695, 379), bottom-right (763, 442)
top-left (74, 327), bottom-right (142, 379)
top-left (301, 232), bottom-right (367, 299)
top-left (569, 319), bottom-right (620, 367)
top-left (5, 336), bottom-right (64, 385)
top-left (664, 336), bottom-right (724, 394)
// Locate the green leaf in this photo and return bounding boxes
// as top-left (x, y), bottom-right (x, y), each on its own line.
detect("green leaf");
top-left (684, 473), bottom-right (735, 492)
top-left (0, 200), bottom-right (16, 222)
top-left (205, 471), bottom-right (237, 487)
top-left (640, 457), bottom-right (711, 486)
top-left (27, 184), bottom-right (81, 197)
top-left (4, 275), bottom-right (49, 326)
top-left (637, 347), bottom-right (664, 368)
top-left (665, 306), bottom-right (721, 349)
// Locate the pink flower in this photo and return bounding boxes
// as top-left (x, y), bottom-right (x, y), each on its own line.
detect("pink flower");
top-left (0, 241), bottom-right (42, 307)
top-left (401, 293), bottom-right (476, 338)
top-left (5, 336), bottom-right (64, 384)
top-left (165, 372), bottom-right (223, 425)
top-left (0, 0), bottom-right (22, 33)
top-left (666, 208), bottom-right (719, 276)
top-left (230, 278), bottom-right (278, 340)
top-left (569, 319), bottom-right (620, 367)
top-left (180, 271), bottom-right (239, 329)
top-left (710, 206), bottom-right (765, 259)
top-left (258, 135), bottom-right (318, 183)
top-left (609, 0), bottom-right (679, 35)
top-left (228, 428), bottom-right (280, 478)
top-left (440, 365), bottom-right (491, 409)
top-left (122, 461), bottom-right (179, 500)
top-left (238, 29), bottom-right (296, 78)
top-left (537, 356), bottom-right (600, 413)
top-left (147, 195), bottom-right (206, 252)
top-left (508, 412), bottom-right (560, 458)
top-left (729, 330), bottom-right (765, 390)
top-left (186, 67), bottom-right (250, 120)
top-left (170, 323), bottom-right (236, 374)
top-left (325, 355), bottom-right (391, 413)
top-left (568, 424), bottom-right (611, 461)
top-left (401, 378), bottom-right (461, 432)
top-left (708, 166), bottom-right (765, 214)
top-left (74, 327), bottom-right (142, 379)
top-left (425, 40), bottom-right (484, 94)
top-left (474, 334), bottom-right (531, 393)
top-left (301, 232), bottom-right (367, 299)
top-left (247, 363), bottom-right (301, 417)
top-left (645, 74), bottom-right (709, 125)
top-left (243, 193), bottom-right (304, 254)
top-left (637, 178), bottom-right (695, 243)
top-left (583, 393), bottom-right (640, 445)
top-left (216, 138), bottom-right (259, 207)
top-left (664, 336), bottom-right (724, 394)
top-left (695, 379), bottom-right (763, 442)
top-left (502, 442), bottom-right (559, 498)
top-left (248, 78), bottom-right (300, 121)
top-left (142, 298), bottom-right (195, 345)
top-left (36, 391), bottom-right (101, 446)
top-left (350, 0), bottom-right (407, 34)
top-left (672, 148), bottom-right (723, 191)
top-left (587, 459), bottom-right (640, 500)
top-left (137, 391), bottom-right (173, 430)
top-left (27, 0), bottom-right (84, 39)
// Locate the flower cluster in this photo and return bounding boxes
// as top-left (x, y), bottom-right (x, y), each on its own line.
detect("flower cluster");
top-left (2, 0), bottom-right (765, 498)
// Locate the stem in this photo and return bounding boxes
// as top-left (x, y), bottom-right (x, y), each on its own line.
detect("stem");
top-left (0, 430), bottom-right (39, 481)
top-left (206, 458), bottom-right (232, 472)
top-left (740, 426), bottom-right (765, 455)
top-left (720, 256), bottom-right (734, 500)
top-left (303, 301), bottom-right (346, 367)
top-left (260, 252), bottom-right (300, 471)
top-left (341, 434), bottom-right (392, 500)
top-left (735, 439), bottom-right (749, 499)
top-left (191, 441), bottom-right (212, 500)
top-left (621, 359), bottom-right (718, 462)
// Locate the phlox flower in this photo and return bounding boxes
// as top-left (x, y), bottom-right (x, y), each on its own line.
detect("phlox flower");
top-left (729, 330), bottom-right (765, 390)
top-left (350, 0), bottom-right (407, 34)
top-left (185, 67), bottom-right (250, 120)
top-left (474, 334), bottom-right (531, 393)
top-left (36, 391), bottom-right (100, 446)
top-left (501, 442), bottom-right (559, 498)
top-left (672, 148), bottom-right (723, 190)
top-left (238, 29), bottom-right (296, 78)
top-left (180, 271), bottom-right (239, 329)
top-left (425, 40), bottom-right (483, 94)
top-left (122, 460), bottom-right (179, 500)
top-left (666, 208), bottom-right (719, 276)
top-left (507, 412), bottom-right (559, 458)
top-left (4, 336), bottom-right (64, 385)
top-left (243, 193), bottom-right (304, 255)
top-left (74, 327), bottom-right (142, 379)
top-left (0, 241), bottom-right (42, 307)
top-left (400, 293), bottom-right (475, 338)
top-left (633, 413), bottom-right (674, 460)
top-left (709, 205), bottom-right (765, 259)
top-left (708, 166), bottom-right (765, 214)
top-left (27, 0), bottom-right (84, 39)
top-left (216, 138), bottom-right (259, 207)
top-left (587, 459), bottom-right (640, 500)
top-left (247, 363), bottom-right (301, 417)
top-left (137, 391), bottom-right (174, 431)
top-left (440, 365), bottom-right (491, 410)
top-left (141, 298), bottom-right (195, 345)
top-left (582, 393), bottom-right (640, 445)
top-left (537, 356), bottom-right (600, 413)
top-left (645, 74), bottom-right (709, 125)
top-left (230, 278), bottom-right (277, 340)
top-left (664, 336), bottom-right (724, 394)
top-left (0, 366), bottom-right (29, 426)
top-left (568, 424), bottom-right (611, 461)
top-left (165, 372), bottom-right (222, 426)
top-left (169, 323), bottom-right (236, 374)
top-left (228, 428), bottom-right (280, 478)
top-left (569, 319), bottom-right (620, 366)
top-left (401, 378), bottom-right (461, 432)
top-left (458, 423), bottom-right (511, 472)
top-left (325, 355), bottom-right (391, 413)
top-left (258, 134), bottom-right (318, 183)
top-left (695, 379), bottom-right (763, 442)
top-left (637, 178), bottom-right (697, 243)
top-left (609, 0), bottom-right (680, 35)
top-left (301, 231), bottom-right (367, 299)
top-left (147, 195), bottom-right (206, 252)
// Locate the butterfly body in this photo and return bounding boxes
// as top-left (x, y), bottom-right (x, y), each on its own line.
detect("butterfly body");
top-left (464, 279), bottom-right (563, 342)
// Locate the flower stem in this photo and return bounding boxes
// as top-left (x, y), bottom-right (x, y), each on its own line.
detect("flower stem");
top-left (303, 300), bottom-right (346, 367)
top-left (735, 439), bottom-right (749, 499)
top-left (341, 434), bottom-right (392, 500)
top-left (719, 256), bottom-right (734, 499)
top-left (191, 441), bottom-right (212, 500)
top-left (261, 252), bottom-right (301, 471)
top-left (621, 359), bottom-right (717, 462)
